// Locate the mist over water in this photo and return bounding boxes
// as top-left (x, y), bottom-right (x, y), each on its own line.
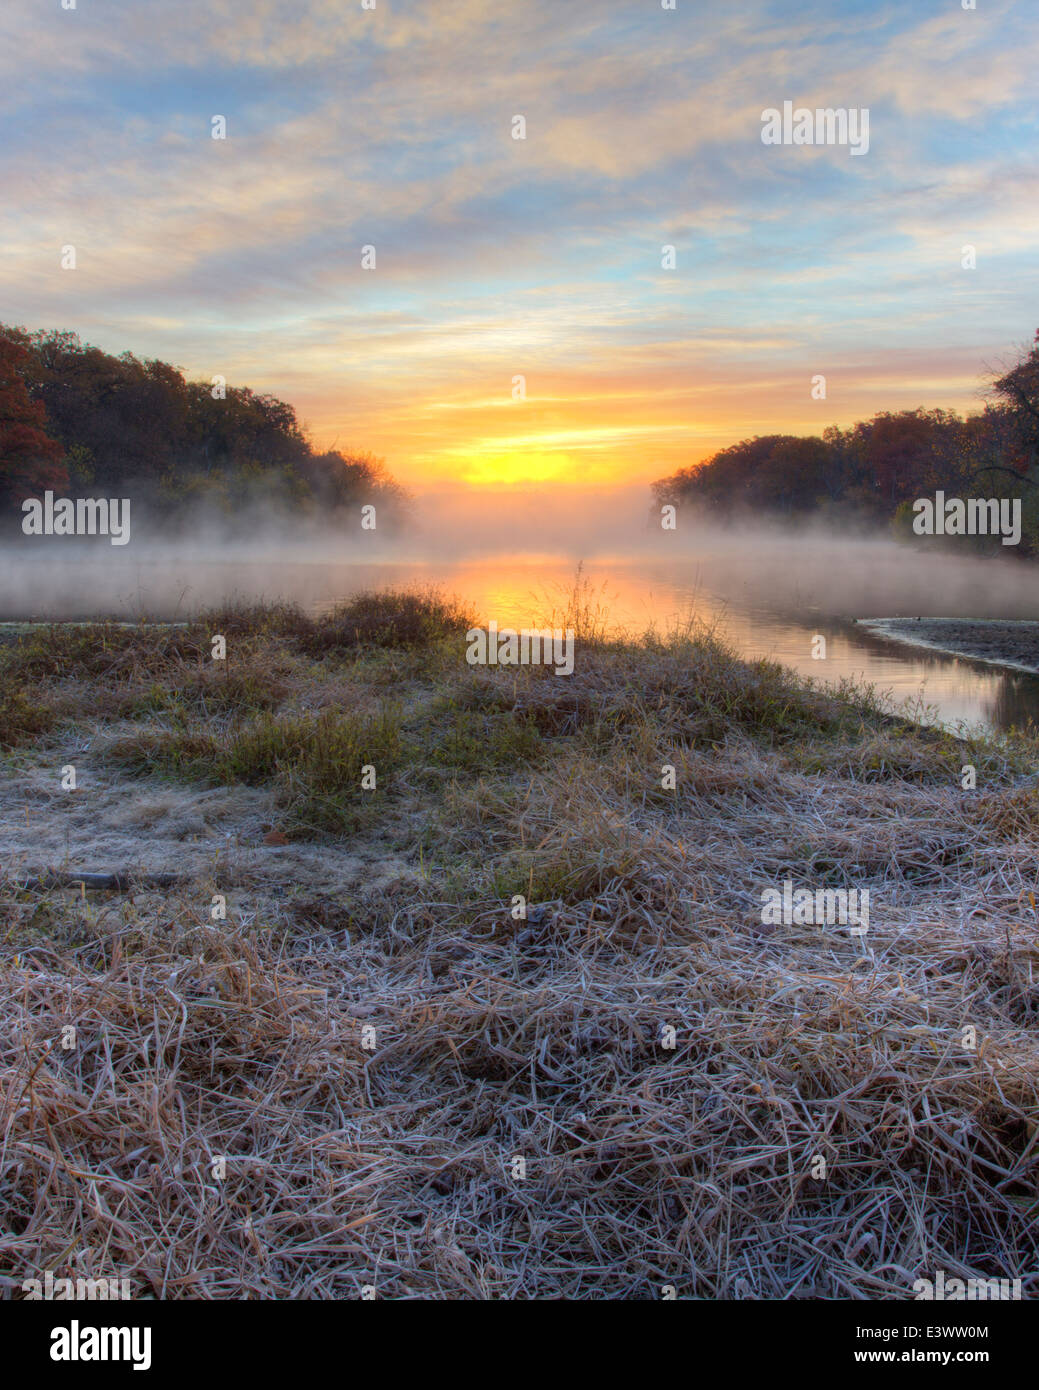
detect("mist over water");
top-left (5, 485), bottom-right (1039, 614)
top-left (4, 486), bottom-right (1039, 733)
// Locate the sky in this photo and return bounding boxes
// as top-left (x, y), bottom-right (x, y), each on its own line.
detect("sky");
top-left (2, 0), bottom-right (1038, 495)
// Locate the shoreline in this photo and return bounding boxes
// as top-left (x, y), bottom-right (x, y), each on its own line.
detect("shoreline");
top-left (856, 617), bottom-right (1039, 677)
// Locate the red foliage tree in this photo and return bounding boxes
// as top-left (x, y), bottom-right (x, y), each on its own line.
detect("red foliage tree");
top-left (0, 331), bottom-right (68, 505)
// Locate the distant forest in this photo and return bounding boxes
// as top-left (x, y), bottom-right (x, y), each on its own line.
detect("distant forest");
top-left (0, 324), bottom-right (409, 533)
top-left (654, 331), bottom-right (1039, 556)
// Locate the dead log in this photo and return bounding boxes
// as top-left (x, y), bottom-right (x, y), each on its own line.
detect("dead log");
top-left (7, 870), bottom-right (185, 892)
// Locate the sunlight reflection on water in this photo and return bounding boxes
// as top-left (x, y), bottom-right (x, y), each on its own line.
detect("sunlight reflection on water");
top-left (311, 558), bottom-right (1039, 736)
top-left (8, 551), bottom-right (1039, 734)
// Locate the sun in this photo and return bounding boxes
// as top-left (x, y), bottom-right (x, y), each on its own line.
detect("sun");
top-left (457, 449), bottom-right (577, 488)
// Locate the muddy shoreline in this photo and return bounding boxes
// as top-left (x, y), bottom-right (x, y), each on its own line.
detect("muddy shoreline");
top-left (857, 617), bottom-right (1039, 675)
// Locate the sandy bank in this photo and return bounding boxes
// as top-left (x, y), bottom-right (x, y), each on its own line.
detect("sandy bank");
top-left (857, 617), bottom-right (1039, 676)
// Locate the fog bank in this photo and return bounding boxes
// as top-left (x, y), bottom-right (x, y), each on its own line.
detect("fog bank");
top-left (2, 485), bottom-right (1038, 622)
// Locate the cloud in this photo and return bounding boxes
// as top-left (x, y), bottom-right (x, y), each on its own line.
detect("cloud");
top-left (1, 0), bottom-right (1037, 488)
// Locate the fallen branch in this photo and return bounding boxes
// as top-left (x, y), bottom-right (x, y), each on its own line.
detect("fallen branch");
top-left (7, 870), bottom-right (185, 892)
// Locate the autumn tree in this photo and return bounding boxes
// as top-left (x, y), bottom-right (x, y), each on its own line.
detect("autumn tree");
top-left (0, 321), bottom-right (411, 532)
top-left (986, 330), bottom-right (1039, 481)
top-left (0, 329), bottom-right (67, 507)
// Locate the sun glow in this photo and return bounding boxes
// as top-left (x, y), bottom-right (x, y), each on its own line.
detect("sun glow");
top-left (454, 449), bottom-right (580, 488)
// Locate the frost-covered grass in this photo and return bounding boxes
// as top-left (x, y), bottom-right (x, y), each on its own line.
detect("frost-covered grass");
top-left (2, 588), bottom-right (1039, 1298)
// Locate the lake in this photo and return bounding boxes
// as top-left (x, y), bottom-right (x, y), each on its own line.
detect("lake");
top-left (5, 534), bottom-right (1039, 734)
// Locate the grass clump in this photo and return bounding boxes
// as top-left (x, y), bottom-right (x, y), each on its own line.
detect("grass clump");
top-left (186, 600), bottom-right (313, 643)
top-left (108, 706), bottom-right (403, 836)
top-left (302, 586), bottom-right (477, 656)
top-left (2, 621), bottom-right (204, 683)
top-left (418, 703), bottom-right (545, 775)
top-left (121, 664), bottom-right (287, 721)
top-left (0, 679), bottom-right (55, 749)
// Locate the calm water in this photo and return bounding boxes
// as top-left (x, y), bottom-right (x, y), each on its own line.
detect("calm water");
top-left (7, 544), bottom-right (1039, 734)
top-left (311, 557), bottom-right (1039, 736)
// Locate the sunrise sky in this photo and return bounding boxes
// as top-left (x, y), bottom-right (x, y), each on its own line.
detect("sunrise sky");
top-left (3, 0), bottom-right (1038, 493)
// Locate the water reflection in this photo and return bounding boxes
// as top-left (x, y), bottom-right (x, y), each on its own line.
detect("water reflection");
top-left (316, 558), bottom-right (1039, 736)
top-left (5, 553), bottom-right (1038, 735)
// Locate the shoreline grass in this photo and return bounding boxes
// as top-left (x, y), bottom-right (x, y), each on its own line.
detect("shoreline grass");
top-left (1, 586), bottom-right (1038, 1298)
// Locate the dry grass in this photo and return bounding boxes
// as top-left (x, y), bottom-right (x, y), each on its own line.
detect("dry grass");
top-left (1, 591), bottom-right (1038, 1299)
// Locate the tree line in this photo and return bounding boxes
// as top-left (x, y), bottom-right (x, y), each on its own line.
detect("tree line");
top-left (653, 331), bottom-right (1039, 555)
top-left (0, 324), bottom-right (409, 532)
